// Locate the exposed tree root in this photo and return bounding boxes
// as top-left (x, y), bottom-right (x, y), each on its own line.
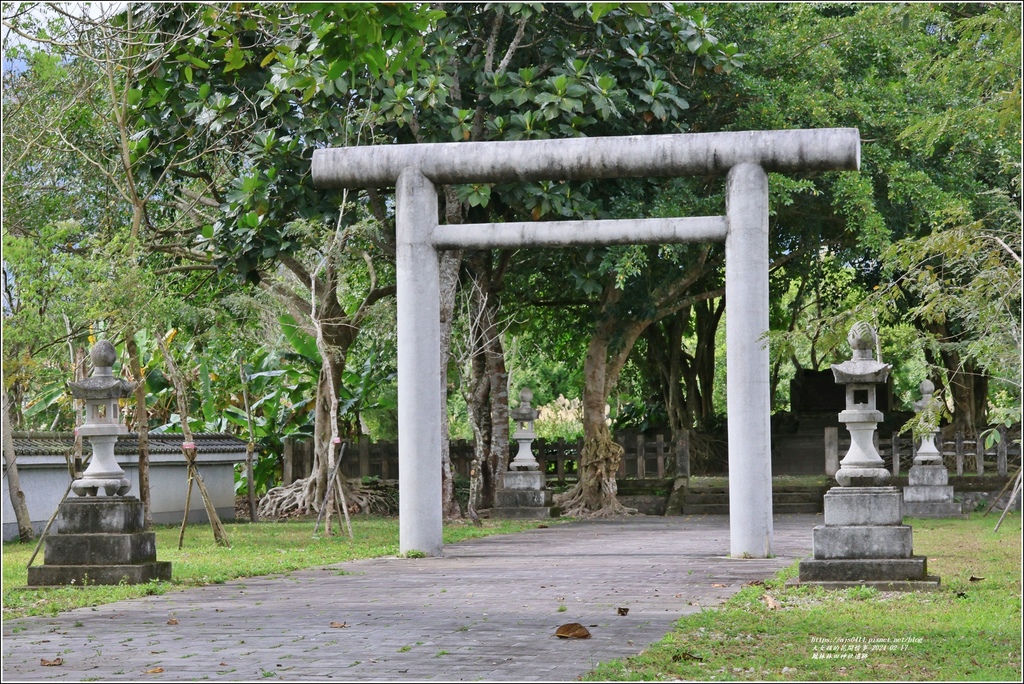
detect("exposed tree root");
top-left (554, 434), bottom-right (637, 518)
top-left (258, 476), bottom-right (397, 519)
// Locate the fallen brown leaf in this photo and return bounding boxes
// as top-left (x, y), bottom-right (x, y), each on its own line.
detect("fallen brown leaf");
top-left (220, 662), bottom-right (228, 667)
top-left (744, 580), bottom-right (765, 587)
top-left (617, 607), bottom-right (629, 616)
top-left (166, 617), bottom-right (178, 625)
top-left (537, 525), bottom-right (549, 529)
top-left (969, 575), bottom-right (985, 582)
top-left (711, 583), bottom-right (727, 588)
top-left (145, 667), bottom-right (164, 674)
top-left (329, 621), bottom-right (348, 628)
top-left (763, 594), bottom-right (781, 610)
top-left (40, 657), bottom-right (63, 667)
top-left (554, 622), bottom-right (591, 639)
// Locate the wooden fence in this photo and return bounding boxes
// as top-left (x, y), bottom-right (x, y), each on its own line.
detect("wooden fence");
top-left (825, 426), bottom-right (1020, 478)
top-left (281, 431), bottom-right (688, 485)
top-left (282, 425), bottom-right (1019, 485)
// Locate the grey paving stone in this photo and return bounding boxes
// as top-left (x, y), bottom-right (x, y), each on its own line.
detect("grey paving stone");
top-left (2, 515), bottom-right (818, 682)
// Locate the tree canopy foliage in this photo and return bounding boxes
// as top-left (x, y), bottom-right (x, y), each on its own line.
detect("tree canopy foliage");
top-left (3, 2), bottom-right (1019, 520)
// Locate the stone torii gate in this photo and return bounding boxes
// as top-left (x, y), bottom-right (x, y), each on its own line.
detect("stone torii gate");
top-left (312, 128), bottom-right (860, 558)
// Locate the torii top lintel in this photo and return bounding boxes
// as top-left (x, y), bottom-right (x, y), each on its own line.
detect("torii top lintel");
top-left (312, 128), bottom-right (860, 189)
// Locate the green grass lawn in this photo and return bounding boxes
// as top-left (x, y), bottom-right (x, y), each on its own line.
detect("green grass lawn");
top-left (2, 516), bottom-right (552, 619)
top-left (588, 513), bottom-right (1022, 682)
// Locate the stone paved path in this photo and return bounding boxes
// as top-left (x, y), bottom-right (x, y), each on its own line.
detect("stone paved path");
top-left (2, 514), bottom-right (819, 682)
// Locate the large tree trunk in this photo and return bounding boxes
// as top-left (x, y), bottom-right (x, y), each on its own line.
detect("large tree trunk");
top-left (927, 321), bottom-right (989, 437)
top-left (439, 248), bottom-right (464, 519)
top-left (463, 250), bottom-right (512, 510)
top-left (555, 283), bottom-right (647, 517)
top-left (2, 381), bottom-right (35, 542)
top-left (692, 297), bottom-right (724, 430)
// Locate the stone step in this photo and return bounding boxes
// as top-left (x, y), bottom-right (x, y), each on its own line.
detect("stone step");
top-left (902, 501), bottom-right (968, 519)
top-left (798, 556), bottom-right (929, 582)
top-left (774, 502), bottom-right (822, 514)
top-left (681, 504), bottom-right (730, 515)
top-left (44, 532), bottom-right (158, 566)
top-left (27, 561), bottom-right (171, 587)
top-left (491, 506), bottom-right (561, 520)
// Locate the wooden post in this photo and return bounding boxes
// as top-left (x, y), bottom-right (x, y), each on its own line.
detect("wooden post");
top-left (556, 438), bottom-right (566, 480)
top-left (997, 426), bottom-right (1008, 476)
top-left (656, 433), bottom-right (666, 478)
top-left (955, 432), bottom-right (964, 476)
top-left (636, 434), bottom-right (645, 479)
top-left (676, 429), bottom-right (690, 480)
top-left (976, 435), bottom-right (985, 476)
top-left (283, 437), bottom-right (293, 485)
top-left (359, 435), bottom-right (370, 479)
top-left (892, 431), bottom-right (900, 477)
top-left (824, 427), bottom-right (839, 477)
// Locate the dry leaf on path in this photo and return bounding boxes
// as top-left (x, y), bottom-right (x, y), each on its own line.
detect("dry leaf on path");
top-left (166, 618), bottom-right (178, 625)
top-left (763, 594), bottom-right (781, 610)
top-left (711, 583), bottom-right (727, 588)
top-left (145, 667), bottom-right (164, 674)
top-left (330, 621), bottom-right (349, 628)
top-left (617, 607), bottom-right (629, 616)
top-left (40, 657), bottom-right (63, 667)
top-left (555, 623), bottom-right (591, 639)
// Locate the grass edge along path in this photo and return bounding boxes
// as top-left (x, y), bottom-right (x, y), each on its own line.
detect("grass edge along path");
top-left (2, 517), bottom-right (557, 620)
top-left (587, 513), bottom-right (1022, 682)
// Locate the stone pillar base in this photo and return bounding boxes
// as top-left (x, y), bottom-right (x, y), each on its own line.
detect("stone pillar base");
top-left (798, 486), bottom-right (939, 589)
top-left (492, 471), bottom-right (560, 520)
top-left (902, 465), bottom-right (967, 518)
top-left (27, 497), bottom-right (172, 587)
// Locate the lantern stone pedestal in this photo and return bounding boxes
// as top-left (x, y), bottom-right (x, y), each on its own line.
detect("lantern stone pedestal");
top-left (27, 497), bottom-right (171, 586)
top-left (795, 323), bottom-right (939, 591)
top-left (493, 389), bottom-right (561, 519)
top-left (27, 341), bottom-right (172, 587)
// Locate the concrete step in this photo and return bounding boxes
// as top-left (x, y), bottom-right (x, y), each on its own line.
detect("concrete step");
top-left (681, 504), bottom-right (730, 515)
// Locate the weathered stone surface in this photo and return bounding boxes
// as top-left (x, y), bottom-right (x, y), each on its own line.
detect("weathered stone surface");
top-left (822, 487), bottom-right (902, 526)
top-left (798, 557), bottom-right (928, 582)
top-left (502, 471), bottom-right (546, 491)
top-left (44, 532), bottom-right (157, 566)
top-left (58, 497), bottom-right (145, 534)
top-left (494, 489), bottom-right (552, 508)
top-left (903, 485), bottom-right (954, 503)
top-left (903, 501), bottom-right (967, 518)
top-left (812, 525), bottom-right (913, 559)
top-left (27, 561), bottom-right (171, 587)
top-left (908, 465), bottom-right (950, 487)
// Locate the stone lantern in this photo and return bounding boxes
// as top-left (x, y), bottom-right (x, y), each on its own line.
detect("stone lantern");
top-left (509, 387), bottom-right (540, 471)
top-left (28, 340), bottom-right (171, 586)
top-left (830, 321), bottom-right (892, 487)
top-left (796, 322), bottom-right (938, 590)
top-left (492, 387), bottom-right (559, 519)
top-left (903, 380), bottom-right (966, 518)
top-left (69, 340), bottom-right (136, 497)
top-left (910, 380), bottom-right (943, 466)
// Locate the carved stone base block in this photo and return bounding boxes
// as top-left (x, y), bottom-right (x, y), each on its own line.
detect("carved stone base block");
top-left (27, 497), bottom-right (172, 586)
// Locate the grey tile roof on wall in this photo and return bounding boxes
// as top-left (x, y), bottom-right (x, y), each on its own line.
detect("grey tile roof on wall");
top-left (10, 432), bottom-right (247, 456)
